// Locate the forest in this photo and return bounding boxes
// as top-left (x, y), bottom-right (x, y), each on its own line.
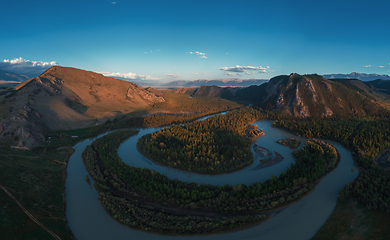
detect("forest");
top-left (273, 119), bottom-right (390, 168)
top-left (137, 108), bottom-right (268, 174)
top-left (276, 138), bottom-right (301, 149)
top-left (338, 166), bottom-right (390, 211)
top-left (273, 119), bottom-right (390, 213)
top-left (82, 124), bottom-right (340, 234)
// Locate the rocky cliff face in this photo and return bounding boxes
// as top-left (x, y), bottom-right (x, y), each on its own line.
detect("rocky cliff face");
top-left (259, 73), bottom-right (387, 118)
top-left (173, 73), bottom-right (387, 119)
top-left (126, 83), bottom-right (165, 103)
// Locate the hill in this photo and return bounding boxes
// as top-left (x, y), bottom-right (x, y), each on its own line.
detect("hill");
top-left (190, 73), bottom-right (389, 118)
top-left (367, 79), bottom-right (390, 95)
top-left (259, 74), bottom-right (387, 118)
top-left (0, 66), bottom-right (164, 148)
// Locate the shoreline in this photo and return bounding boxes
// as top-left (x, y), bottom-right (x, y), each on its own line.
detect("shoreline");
top-left (61, 146), bottom-right (76, 240)
top-left (65, 116), bottom-right (344, 237)
top-left (81, 131), bottom-right (343, 236)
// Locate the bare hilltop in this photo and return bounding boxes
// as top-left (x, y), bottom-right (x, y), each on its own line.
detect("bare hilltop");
top-left (0, 66), bottom-right (164, 148)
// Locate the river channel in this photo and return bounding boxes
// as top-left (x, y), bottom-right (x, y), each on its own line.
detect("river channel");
top-left (65, 119), bottom-right (359, 240)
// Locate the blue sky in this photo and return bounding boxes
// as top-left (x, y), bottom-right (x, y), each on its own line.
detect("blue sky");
top-left (1, 0), bottom-right (390, 82)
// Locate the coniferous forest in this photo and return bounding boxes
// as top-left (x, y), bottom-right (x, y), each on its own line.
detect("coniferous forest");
top-left (137, 108), bottom-right (267, 174)
top-left (82, 111), bottom-right (341, 234)
top-left (273, 119), bottom-right (390, 212)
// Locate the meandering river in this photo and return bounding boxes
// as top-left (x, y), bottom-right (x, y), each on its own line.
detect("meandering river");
top-left (65, 119), bottom-right (358, 240)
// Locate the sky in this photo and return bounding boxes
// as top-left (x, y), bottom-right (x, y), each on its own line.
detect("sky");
top-left (1, 0), bottom-right (390, 82)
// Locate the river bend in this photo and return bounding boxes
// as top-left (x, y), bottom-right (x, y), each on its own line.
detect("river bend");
top-left (65, 120), bottom-right (358, 240)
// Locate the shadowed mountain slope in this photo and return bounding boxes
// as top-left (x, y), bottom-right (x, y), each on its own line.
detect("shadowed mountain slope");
top-left (367, 79), bottom-right (390, 95)
top-left (191, 74), bottom-right (389, 118)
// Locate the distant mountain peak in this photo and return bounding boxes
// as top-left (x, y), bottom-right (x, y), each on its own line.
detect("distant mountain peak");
top-left (322, 72), bottom-right (390, 81)
top-left (0, 69), bottom-right (30, 86)
top-left (162, 78), bottom-right (268, 88)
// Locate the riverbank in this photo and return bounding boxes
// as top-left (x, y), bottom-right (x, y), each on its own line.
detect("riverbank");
top-left (136, 108), bottom-right (268, 175)
top-left (79, 127), bottom-right (345, 237)
top-left (65, 119), bottom-right (361, 240)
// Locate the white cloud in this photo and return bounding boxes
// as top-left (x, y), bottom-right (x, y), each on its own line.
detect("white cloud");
top-left (111, 2), bottom-right (116, 4)
top-left (187, 51), bottom-right (207, 59)
top-left (226, 53), bottom-right (228, 55)
top-left (219, 65), bottom-right (268, 73)
top-left (0, 57), bottom-right (59, 77)
top-left (101, 72), bottom-right (160, 81)
top-left (378, 66), bottom-right (385, 68)
top-left (166, 74), bottom-right (179, 79)
top-left (363, 65), bottom-right (371, 67)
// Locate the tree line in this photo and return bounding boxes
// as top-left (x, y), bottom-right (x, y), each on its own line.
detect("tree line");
top-left (82, 129), bottom-right (340, 234)
top-left (137, 108), bottom-right (270, 174)
top-left (273, 119), bottom-right (390, 169)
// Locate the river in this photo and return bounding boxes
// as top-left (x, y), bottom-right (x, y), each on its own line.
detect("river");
top-left (65, 119), bottom-right (358, 240)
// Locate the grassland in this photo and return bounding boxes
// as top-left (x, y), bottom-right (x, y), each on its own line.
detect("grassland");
top-left (312, 198), bottom-right (390, 240)
top-left (0, 144), bottom-right (73, 240)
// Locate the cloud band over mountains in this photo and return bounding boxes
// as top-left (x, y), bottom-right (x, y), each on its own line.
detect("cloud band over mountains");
top-left (101, 72), bottom-right (160, 81)
top-left (0, 57), bottom-right (59, 77)
top-left (219, 65), bottom-right (268, 73)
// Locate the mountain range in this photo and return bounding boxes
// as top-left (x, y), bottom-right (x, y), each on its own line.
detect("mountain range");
top-left (322, 72), bottom-right (390, 81)
top-left (160, 79), bottom-right (268, 88)
top-left (2, 66), bottom-right (390, 149)
top-left (189, 73), bottom-right (389, 118)
top-left (0, 69), bottom-right (30, 87)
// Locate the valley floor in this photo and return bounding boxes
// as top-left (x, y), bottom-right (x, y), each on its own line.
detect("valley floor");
top-left (0, 144), bottom-right (73, 240)
top-left (312, 198), bottom-right (390, 240)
